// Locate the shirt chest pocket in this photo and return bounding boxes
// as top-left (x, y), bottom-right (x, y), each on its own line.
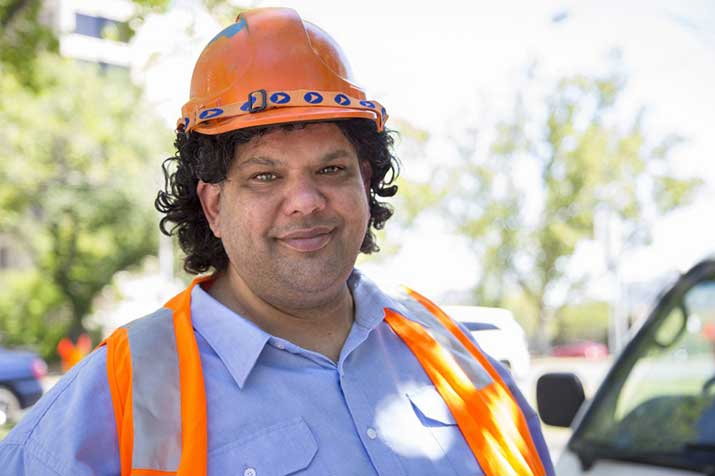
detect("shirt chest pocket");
top-left (407, 386), bottom-right (457, 426)
top-left (407, 386), bottom-right (484, 476)
top-left (209, 417), bottom-right (331, 476)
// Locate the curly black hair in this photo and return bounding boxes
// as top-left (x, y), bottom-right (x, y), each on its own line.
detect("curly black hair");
top-left (155, 119), bottom-right (400, 275)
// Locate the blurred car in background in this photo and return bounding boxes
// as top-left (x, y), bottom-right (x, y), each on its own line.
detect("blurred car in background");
top-left (537, 259), bottom-right (715, 475)
top-left (0, 346), bottom-right (47, 424)
top-left (441, 305), bottom-right (531, 381)
top-left (551, 340), bottom-right (609, 359)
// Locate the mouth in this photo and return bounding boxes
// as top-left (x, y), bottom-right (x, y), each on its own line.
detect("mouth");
top-left (275, 226), bottom-right (334, 253)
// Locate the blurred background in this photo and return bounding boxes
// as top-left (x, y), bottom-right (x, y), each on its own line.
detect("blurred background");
top-left (1, 0), bottom-right (713, 459)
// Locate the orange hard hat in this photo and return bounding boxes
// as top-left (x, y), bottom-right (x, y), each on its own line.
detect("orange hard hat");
top-left (178, 7), bottom-right (388, 135)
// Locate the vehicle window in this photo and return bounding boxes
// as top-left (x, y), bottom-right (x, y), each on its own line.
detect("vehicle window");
top-left (462, 322), bottom-right (500, 332)
top-left (573, 279), bottom-right (715, 467)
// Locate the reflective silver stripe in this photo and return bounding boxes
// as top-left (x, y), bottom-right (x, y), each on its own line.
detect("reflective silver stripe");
top-left (393, 294), bottom-right (493, 390)
top-left (124, 308), bottom-right (182, 471)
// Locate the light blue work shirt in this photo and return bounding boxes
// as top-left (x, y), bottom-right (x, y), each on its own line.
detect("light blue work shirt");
top-left (0, 269), bottom-right (554, 476)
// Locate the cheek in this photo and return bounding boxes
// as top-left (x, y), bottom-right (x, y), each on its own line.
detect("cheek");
top-left (248, 207), bottom-right (285, 246)
top-left (348, 189), bottom-right (371, 227)
top-left (221, 190), bottom-right (277, 231)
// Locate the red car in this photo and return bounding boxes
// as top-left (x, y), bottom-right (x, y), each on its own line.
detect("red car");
top-left (550, 340), bottom-right (608, 359)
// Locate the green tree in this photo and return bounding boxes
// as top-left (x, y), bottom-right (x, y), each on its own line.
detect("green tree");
top-left (553, 301), bottom-right (610, 345)
top-left (0, 0), bottom-right (248, 359)
top-left (0, 0), bottom-right (173, 88)
top-left (0, 56), bottom-right (171, 358)
top-left (0, 0), bottom-right (57, 88)
top-left (442, 71), bottom-right (701, 352)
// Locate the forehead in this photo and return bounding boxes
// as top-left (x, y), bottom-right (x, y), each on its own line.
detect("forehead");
top-left (234, 122), bottom-right (357, 165)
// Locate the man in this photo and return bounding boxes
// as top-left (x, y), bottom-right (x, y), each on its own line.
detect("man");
top-left (0, 8), bottom-right (554, 476)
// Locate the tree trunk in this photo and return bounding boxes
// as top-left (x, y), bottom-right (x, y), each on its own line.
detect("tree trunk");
top-left (533, 304), bottom-right (551, 355)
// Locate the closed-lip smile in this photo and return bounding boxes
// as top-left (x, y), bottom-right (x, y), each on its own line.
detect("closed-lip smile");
top-left (276, 226), bottom-right (334, 252)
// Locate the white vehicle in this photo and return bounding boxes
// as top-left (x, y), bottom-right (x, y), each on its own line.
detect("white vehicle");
top-left (537, 259), bottom-right (715, 475)
top-left (441, 305), bottom-right (531, 381)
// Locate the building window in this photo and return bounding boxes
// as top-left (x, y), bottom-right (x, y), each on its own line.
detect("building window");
top-left (74, 13), bottom-right (132, 42)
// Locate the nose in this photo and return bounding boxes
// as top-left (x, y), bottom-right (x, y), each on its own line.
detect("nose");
top-left (281, 175), bottom-right (326, 216)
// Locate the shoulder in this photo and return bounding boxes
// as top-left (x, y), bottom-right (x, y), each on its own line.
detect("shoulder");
top-left (3, 346), bottom-right (111, 444)
top-left (103, 307), bottom-right (176, 376)
top-left (0, 346), bottom-right (120, 474)
top-left (110, 306), bottom-right (174, 336)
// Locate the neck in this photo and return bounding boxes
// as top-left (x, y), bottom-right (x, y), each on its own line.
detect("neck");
top-left (207, 269), bottom-right (355, 363)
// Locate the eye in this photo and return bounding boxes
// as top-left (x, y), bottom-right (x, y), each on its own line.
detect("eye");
top-left (319, 165), bottom-right (343, 174)
top-left (252, 172), bottom-right (277, 182)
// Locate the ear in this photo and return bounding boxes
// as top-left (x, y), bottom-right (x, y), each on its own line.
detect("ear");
top-left (359, 159), bottom-right (372, 193)
top-left (196, 180), bottom-right (223, 238)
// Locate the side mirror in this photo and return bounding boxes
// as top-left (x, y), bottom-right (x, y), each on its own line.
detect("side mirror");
top-left (536, 372), bottom-right (585, 427)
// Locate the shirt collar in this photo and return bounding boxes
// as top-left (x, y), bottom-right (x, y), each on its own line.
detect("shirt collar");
top-left (190, 283), bottom-right (271, 389)
top-left (348, 269), bottom-right (398, 332)
top-left (189, 269), bottom-right (396, 389)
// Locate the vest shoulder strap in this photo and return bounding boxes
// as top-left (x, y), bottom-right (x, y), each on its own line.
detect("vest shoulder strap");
top-left (386, 288), bottom-right (547, 476)
top-left (103, 307), bottom-right (182, 476)
top-left (392, 292), bottom-right (496, 389)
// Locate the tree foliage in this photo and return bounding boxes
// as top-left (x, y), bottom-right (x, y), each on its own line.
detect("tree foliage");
top-left (0, 0), bottom-right (58, 88)
top-left (0, 56), bottom-right (171, 358)
top-left (441, 71), bottom-right (702, 352)
top-left (0, 0), bottom-right (244, 359)
top-left (553, 301), bottom-right (610, 345)
top-left (0, 0), bottom-right (175, 88)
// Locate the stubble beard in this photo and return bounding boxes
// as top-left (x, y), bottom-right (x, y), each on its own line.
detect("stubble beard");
top-left (233, 231), bottom-right (363, 312)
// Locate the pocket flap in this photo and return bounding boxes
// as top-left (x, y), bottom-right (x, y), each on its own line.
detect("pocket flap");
top-left (407, 386), bottom-right (457, 426)
top-left (211, 417), bottom-right (318, 476)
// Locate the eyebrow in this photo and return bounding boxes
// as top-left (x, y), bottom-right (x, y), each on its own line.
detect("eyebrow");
top-left (236, 149), bottom-right (355, 169)
top-left (236, 156), bottom-right (279, 168)
top-left (319, 149), bottom-right (354, 163)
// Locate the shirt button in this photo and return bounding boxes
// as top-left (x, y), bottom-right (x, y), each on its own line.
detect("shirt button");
top-left (244, 468), bottom-right (257, 476)
top-left (366, 427), bottom-right (378, 439)
top-left (274, 341), bottom-right (285, 350)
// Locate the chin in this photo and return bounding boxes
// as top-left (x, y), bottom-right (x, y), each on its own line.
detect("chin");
top-left (276, 262), bottom-right (353, 296)
top-left (284, 273), bottom-right (346, 295)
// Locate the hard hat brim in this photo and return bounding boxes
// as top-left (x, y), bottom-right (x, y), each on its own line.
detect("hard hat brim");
top-left (191, 106), bottom-right (381, 135)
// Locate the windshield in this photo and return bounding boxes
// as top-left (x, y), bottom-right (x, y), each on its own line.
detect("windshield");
top-left (571, 275), bottom-right (715, 471)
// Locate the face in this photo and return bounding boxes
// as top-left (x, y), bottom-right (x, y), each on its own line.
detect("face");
top-left (198, 123), bottom-right (372, 310)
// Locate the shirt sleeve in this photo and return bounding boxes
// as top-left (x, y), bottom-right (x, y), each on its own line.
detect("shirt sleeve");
top-left (0, 346), bottom-right (121, 476)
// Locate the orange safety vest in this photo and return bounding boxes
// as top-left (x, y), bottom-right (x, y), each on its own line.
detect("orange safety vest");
top-left (102, 276), bottom-right (546, 476)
